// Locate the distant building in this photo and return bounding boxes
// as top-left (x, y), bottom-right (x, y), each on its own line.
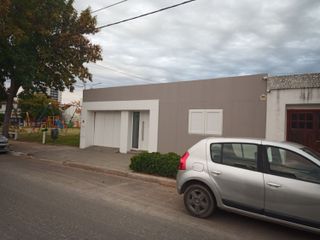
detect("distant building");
top-left (46, 88), bottom-right (62, 103)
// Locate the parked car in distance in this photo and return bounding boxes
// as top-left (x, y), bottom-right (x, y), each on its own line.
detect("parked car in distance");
top-left (176, 138), bottom-right (320, 233)
top-left (0, 135), bottom-right (9, 153)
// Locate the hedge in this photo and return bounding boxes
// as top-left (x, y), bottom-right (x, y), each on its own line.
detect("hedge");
top-left (129, 152), bottom-right (180, 178)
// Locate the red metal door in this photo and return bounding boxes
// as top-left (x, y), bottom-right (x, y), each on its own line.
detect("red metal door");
top-left (287, 109), bottom-right (320, 153)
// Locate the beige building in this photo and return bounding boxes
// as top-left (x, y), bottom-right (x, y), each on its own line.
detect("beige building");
top-left (80, 73), bottom-right (320, 154)
top-left (80, 74), bottom-right (267, 154)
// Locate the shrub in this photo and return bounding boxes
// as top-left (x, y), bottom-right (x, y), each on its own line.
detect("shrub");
top-left (129, 152), bottom-right (180, 178)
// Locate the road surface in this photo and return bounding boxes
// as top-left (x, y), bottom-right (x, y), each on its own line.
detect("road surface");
top-left (0, 154), bottom-right (318, 240)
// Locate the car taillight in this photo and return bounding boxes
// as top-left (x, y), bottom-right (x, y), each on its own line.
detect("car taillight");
top-left (179, 151), bottom-right (189, 170)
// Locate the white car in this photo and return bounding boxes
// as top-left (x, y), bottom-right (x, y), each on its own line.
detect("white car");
top-left (176, 138), bottom-right (320, 233)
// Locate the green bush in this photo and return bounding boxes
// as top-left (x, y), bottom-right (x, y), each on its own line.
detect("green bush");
top-left (129, 152), bottom-right (180, 178)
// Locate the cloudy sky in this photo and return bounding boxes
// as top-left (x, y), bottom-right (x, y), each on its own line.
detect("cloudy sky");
top-left (63, 0), bottom-right (320, 102)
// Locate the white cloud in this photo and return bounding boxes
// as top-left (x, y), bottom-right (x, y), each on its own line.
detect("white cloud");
top-left (63, 0), bottom-right (320, 102)
top-left (62, 90), bottom-right (83, 104)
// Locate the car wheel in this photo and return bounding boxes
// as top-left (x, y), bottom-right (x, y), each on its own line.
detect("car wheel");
top-left (184, 184), bottom-right (215, 218)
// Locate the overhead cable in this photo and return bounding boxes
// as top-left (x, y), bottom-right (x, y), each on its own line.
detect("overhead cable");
top-left (93, 63), bottom-right (154, 83)
top-left (97, 0), bottom-right (196, 29)
top-left (91, 0), bottom-right (128, 14)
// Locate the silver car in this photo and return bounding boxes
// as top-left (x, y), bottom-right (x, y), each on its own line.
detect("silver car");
top-left (176, 138), bottom-right (320, 233)
top-left (0, 135), bottom-right (9, 153)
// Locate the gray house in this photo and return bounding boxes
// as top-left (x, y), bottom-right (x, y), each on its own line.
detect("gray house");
top-left (80, 74), bottom-right (267, 154)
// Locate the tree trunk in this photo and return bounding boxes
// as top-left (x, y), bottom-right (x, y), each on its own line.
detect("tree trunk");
top-left (2, 81), bottom-right (20, 137)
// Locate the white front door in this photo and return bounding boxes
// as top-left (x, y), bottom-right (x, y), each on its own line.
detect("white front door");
top-left (131, 111), bottom-right (149, 150)
top-left (139, 111), bottom-right (149, 151)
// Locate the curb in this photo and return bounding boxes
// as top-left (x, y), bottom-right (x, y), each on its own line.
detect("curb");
top-left (10, 150), bottom-right (176, 188)
top-left (63, 162), bottom-right (176, 188)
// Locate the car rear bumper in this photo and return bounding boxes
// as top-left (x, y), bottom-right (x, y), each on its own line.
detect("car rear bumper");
top-left (0, 143), bottom-right (9, 152)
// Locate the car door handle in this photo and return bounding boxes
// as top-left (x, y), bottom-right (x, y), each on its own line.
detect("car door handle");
top-left (267, 182), bottom-right (281, 188)
top-left (210, 170), bottom-right (221, 176)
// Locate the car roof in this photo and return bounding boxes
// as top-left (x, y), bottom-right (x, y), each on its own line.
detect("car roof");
top-left (263, 140), bottom-right (305, 149)
top-left (205, 137), bottom-right (305, 148)
top-left (205, 137), bottom-right (263, 144)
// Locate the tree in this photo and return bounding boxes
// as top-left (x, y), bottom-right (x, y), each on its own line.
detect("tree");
top-left (18, 93), bottom-right (61, 122)
top-left (0, 83), bottom-right (7, 102)
top-left (0, 0), bottom-right (102, 136)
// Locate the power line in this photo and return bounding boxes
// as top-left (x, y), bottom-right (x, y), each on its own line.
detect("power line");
top-left (97, 0), bottom-right (197, 29)
top-left (91, 0), bottom-right (128, 14)
top-left (74, 63), bottom-right (153, 89)
top-left (92, 63), bottom-right (154, 83)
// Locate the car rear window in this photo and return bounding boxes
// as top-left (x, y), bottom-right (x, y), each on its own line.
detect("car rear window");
top-left (210, 143), bottom-right (258, 171)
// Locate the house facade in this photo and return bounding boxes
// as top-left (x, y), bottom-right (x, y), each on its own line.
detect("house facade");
top-left (80, 74), bottom-right (267, 154)
top-left (80, 73), bottom-right (320, 154)
top-left (266, 73), bottom-right (320, 153)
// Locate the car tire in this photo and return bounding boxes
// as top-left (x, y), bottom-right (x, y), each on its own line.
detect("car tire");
top-left (184, 184), bottom-right (215, 218)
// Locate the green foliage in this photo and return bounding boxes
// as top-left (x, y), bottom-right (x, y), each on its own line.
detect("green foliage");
top-left (0, 0), bottom-right (102, 136)
top-left (0, 0), bottom-right (102, 89)
top-left (18, 93), bottom-right (60, 121)
top-left (18, 128), bottom-right (80, 147)
top-left (129, 152), bottom-right (180, 178)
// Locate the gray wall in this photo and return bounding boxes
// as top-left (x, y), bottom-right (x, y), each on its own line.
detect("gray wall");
top-left (84, 74), bottom-right (267, 154)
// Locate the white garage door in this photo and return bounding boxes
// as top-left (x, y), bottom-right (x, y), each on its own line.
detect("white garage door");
top-left (93, 111), bottom-right (121, 148)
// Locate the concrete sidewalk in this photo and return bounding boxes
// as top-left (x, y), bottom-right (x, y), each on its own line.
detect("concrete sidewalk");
top-left (8, 141), bottom-right (176, 187)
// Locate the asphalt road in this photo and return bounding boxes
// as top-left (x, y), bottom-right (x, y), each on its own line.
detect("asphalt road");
top-left (0, 153), bottom-right (318, 240)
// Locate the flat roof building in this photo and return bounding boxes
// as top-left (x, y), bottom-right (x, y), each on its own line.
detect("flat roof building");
top-left (80, 74), bottom-right (268, 154)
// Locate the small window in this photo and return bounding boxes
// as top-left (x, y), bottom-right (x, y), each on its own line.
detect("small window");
top-left (290, 112), bottom-right (315, 130)
top-left (188, 109), bottom-right (223, 135)
top-left (222, 143), bottom-right (258, 170)
top-left (267, 146), bottom-right (320, 184)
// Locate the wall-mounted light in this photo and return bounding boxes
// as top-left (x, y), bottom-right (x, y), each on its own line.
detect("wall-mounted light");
top-left (260, 94), bottom-right (267, 101)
